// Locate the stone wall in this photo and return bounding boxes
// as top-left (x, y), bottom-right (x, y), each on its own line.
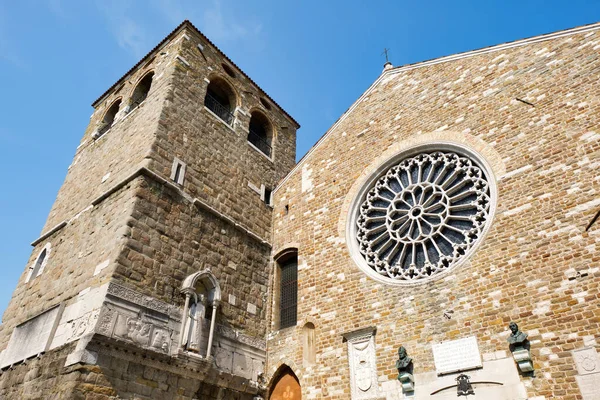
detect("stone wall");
top-left (0, 343), bottom-right (79, 399)
top-left (2, 21), bottom-right (298, 399)
top-left (148, 27), bottom-right (297, 240)
top-left (268, 26), bottom-right (600, 399)
top-left (0, 181), bottom-right (136, 352)
top-left (40, 38), bottom-right (179, 233)
top-left (113, 174), bottom-right (272, 337)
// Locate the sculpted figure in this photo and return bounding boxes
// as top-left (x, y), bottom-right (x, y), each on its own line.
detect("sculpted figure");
top-left (396, 346), bottom-right (413, 373)
top-left (182, 293), bottom-right (206, 352)
top-left (507, 322), bottom-right (528, 345)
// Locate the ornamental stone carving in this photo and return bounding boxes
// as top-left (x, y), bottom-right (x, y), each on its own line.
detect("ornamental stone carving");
top-left (354, 150), bottom-right (491, 282)
top-left (344, 328), bottom-right (381, 400)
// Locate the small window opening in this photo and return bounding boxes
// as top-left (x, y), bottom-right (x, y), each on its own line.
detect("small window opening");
top-left (260, 97), bottom-right (272, 110)
top-left (278, 254), bottom-right (298, 329)
top-left (222, 63), bottom-right (236, 78)
top-left (264, 187), bottom-right (272, 206)
top-left (204, 78), bottom-right (235, 125)
top-left (170, 158), bottom-right (186, 185)
top-left (285, 204), bottom-right (289, 215)
top-left (30, 248), bottom-right (47, 281)
top-left (130, 72), bottom-right (154, 109)
top-left (248, 112), bottom-right (272, 157)
top-left (174, 164), bottom-right (182, 183)
top-left (97, 99), bottom-right (121, 137)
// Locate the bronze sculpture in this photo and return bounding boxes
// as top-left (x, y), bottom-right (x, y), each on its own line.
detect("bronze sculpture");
top-left (507, 321), bottom-right (528, 345)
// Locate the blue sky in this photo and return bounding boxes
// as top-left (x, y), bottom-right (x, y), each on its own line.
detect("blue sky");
top-left (0, 0), bottom-right (598, 319)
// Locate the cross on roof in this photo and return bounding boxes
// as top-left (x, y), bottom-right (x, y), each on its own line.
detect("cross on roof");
top-left (382, 48), bottom-right (390, 63)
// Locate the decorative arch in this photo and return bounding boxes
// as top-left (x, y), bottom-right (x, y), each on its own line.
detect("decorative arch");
top-left (248, 110), bottom-right (273, 157)
top-left (179, 270), bottom-right (221, 358)
top-left (181, 269), bottom-right (222, 301)
top-left (204, 74), bottom-right (238, 125)
top-left (268, 364), bottom-right (301, 400)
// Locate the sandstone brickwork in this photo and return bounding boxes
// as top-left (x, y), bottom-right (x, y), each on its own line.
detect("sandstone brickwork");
top-left (268, 24), bottom-right (600, 400)
top-left (0, 21), bottom-right (297, 399)
top-left (1, 18), bottom-right (599, 400)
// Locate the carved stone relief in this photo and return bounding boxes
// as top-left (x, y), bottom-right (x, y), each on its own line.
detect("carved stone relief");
top-left (573, 347), bottom-right (600, 376)
top-left (112, 314), bottom-right (171, 354)
top-left (573, 348), bottom-right (600, 400)
top-left (344, 327), bottom-right (381, 400)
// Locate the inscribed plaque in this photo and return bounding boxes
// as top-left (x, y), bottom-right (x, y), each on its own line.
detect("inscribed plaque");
top-left (0, 306), bottom-right (62, 368)
top-left (575, 372), bottom-right (600, 400)
top-left (432, 336), bottom-right (482, 375)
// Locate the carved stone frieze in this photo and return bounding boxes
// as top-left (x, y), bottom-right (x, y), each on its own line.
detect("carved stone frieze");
top-left (215, 324), bottom-right (266, 351)
top-left (107, 282), bottom-right (176, 316)
top-left (96, 306), bottom-right (117, 336)
top-left (113, 314), bottom-right (171, 354)
top-left (66, 309), bottom-right (100, 342)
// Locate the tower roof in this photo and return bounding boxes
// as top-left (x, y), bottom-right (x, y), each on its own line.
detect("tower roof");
top-left (92, 20), bottom-right (300, 128)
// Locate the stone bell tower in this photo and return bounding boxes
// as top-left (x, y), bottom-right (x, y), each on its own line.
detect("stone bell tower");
top-left (0, 20), bottom-right (298, 399)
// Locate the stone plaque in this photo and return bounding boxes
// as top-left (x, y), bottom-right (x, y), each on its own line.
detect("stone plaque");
top-left (572, 347), bottom-right (600, 376)
top-left (432, 336), bottom-right (482, 375)
top-left (343, 327), bottom-right (380, 400)
top-left (1, 306), bottom-right (62, 368)
top-left (575, 372), bottom-right (600, 400)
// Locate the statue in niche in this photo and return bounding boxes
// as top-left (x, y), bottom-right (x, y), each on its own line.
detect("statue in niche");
top-left (395, 346), bottom-right (414, 393)
top-left (182, 293), bottom-right (206, 352)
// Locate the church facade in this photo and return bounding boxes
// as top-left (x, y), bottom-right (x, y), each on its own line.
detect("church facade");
top-left (0, 20), bottom-right (599, 400)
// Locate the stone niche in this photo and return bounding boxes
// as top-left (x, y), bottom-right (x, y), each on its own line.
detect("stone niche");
top-left (343, 327), bottom-right (384, 400)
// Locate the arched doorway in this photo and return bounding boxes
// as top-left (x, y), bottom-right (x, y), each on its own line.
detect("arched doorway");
top-left (269, 366), bottom-right (301, 400)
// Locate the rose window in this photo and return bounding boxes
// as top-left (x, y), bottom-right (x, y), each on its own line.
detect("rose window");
top-left (355, 151), bottom-right (491, 282)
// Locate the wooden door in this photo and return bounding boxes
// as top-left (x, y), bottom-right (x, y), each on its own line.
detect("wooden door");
top-left (269, 372), bottom-right (301, 400)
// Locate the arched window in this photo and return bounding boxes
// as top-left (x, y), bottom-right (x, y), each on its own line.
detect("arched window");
top-left (204, 78), bottom-right (236, 125)
top-left (248, 112), bottom-right (272, 157)
top-left (302, 322), bottom-right (316, 366)
top-left (179, 270), bottom-right (221, 358)
top-left (27, 244), bottom-right (51, 283)
top-left (129, 71), bottom-right (154, 109)
top-left (274, 249), bottom-right (298, 330)
top-left (96, 99), bottom-right (121, 137)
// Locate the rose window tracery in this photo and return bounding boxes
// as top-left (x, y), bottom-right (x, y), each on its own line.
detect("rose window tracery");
top-left (355, 151), bottom-right (491, 282)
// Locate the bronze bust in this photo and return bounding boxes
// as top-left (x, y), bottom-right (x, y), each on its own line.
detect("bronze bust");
top-left (507, 321), bottom-right (528, 345)
top-left (396, 346), bottom-right (413, 373)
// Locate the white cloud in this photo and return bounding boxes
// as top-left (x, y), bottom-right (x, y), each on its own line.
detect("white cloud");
top-left (95, 0), bottom-right (148, 58)
top-left (151, 0), bottom-right (263, 44)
